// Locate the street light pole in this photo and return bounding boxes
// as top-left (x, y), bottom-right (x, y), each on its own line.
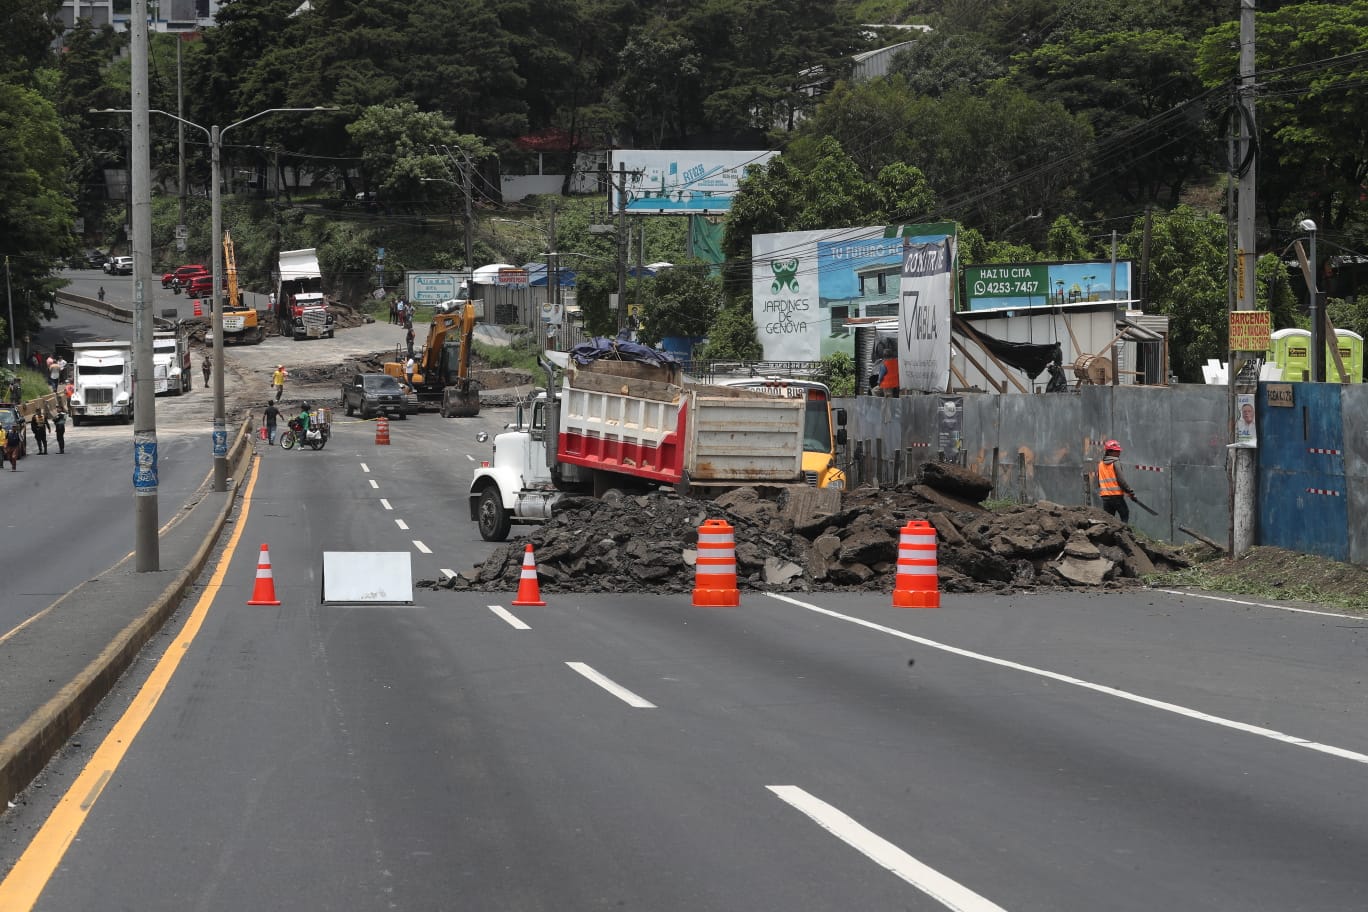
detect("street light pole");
top-left (94, 105), bottom-right (336, 493)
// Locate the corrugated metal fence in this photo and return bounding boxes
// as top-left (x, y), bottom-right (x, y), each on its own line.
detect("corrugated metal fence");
top-left (840, 383), bottom-right (1367, 563)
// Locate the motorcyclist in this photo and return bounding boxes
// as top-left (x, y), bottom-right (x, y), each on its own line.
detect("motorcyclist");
top-left (293, 402), bottom-right (312, 447)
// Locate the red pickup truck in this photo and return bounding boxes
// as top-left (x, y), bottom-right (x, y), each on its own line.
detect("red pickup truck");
top-left (162, 264), bottom-right (208, 288)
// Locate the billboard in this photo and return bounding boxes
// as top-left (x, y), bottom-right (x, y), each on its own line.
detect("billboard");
top-left (963, 261), bottom-right (1133, 311)
top-left (899, 232), bottom-right (958, 393)
top-left (405, 271), bottom-right (470, 304)
top-left (751, 223), bottom-right (956, 363)
top-left (610, 150), bottom-right (777, 215)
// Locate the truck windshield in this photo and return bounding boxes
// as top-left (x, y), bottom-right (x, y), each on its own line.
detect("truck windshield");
top-left (804, 399), bottom-right (833, 453)
top-left (153, 342), bottom-right (176, 352)
top-left (77, 365), bottom-right (126, 375)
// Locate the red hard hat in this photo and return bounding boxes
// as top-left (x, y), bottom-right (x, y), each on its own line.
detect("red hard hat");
top-left (1104, 439), bottom-right (1122, 452)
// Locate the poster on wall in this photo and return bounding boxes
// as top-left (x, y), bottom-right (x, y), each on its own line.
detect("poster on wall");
top-left (609, 150), bottom-right (777, 215)
top-left (752, 225), bottom-right (952, 362)
top-left (898, 228), bottom-right (958, 393)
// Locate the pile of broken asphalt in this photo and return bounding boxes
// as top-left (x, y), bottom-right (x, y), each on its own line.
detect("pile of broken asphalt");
top-left (424, 462), bottom-right (1188, 596)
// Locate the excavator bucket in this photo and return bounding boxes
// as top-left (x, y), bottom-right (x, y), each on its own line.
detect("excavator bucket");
top-left (441, 384), bottom-right (480, 418)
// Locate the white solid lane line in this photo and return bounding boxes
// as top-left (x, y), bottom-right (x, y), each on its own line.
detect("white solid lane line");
top-left (395, 519), bottom-right (409, 531)
top-left (413, 540), bottom-right (431, 554)
top-left (565, 662), bottom-right (656, 708)
top-left (767, 593), bottom-right (1368, 766)
top-left (769, 786), bottom-right (1009, 912)
top-left (489, 605), bottom-right (531, 630)
top-left (379, 498), bottom-right (392, 510)
top-left (1154, 588), bottom-right (1360, 619)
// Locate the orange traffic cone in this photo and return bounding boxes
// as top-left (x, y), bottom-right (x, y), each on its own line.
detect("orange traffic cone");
top-left (246, 543), bottom-right (282, 606)
top-left (192, 299), bottom-right (202, 317)
top-left (892, 520), bottom-right (939, 608)
top-left (692, 519), bottom-right (740, 607)
top-left (375, 415), bottom-right (390, 445)
top-left (511, 543), bottom-right (546, 606)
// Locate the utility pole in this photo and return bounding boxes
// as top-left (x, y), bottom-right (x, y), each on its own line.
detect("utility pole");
top-left (616, 162), bottom-right (628, 333)
top-left (131, 0), bottom-right (160, 571)
top-left (1230, 0), bottom-right (1258, 559)
top-left (176, 35), bottom-right (185, 233)
top-left (462, 152), bottom-right (474, 273)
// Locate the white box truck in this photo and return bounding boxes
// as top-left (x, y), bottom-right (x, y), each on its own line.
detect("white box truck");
top-left (69, 341), bottom-right (134, 425)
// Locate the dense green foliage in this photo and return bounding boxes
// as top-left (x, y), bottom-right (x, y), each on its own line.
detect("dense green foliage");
top-left (2, 1), bottom-right (1366, 381)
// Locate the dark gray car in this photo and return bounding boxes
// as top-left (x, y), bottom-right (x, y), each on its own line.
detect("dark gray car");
top-left (340, 372), bottom-right (411, 419)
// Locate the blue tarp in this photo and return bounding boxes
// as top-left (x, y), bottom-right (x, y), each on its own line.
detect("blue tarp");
top-left (569, 334), bottom-right (680, 368)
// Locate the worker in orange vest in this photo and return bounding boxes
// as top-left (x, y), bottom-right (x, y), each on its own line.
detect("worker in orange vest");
top-left (1097, 439), bottom-right (1137, 523)
top-left (871, 339), bottom-right (899, 396)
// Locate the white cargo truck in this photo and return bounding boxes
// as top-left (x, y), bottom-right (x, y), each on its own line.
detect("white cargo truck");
top-left (152, 324), bottom-right (193, 395)
top-left (69, 340), bottom-right (134, 425)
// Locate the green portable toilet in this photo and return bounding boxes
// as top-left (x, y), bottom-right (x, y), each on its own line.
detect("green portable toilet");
top-left (1268, 328), bottom-right (1311, 381)
top-left (1330, 329), bottom-right (1364, 383)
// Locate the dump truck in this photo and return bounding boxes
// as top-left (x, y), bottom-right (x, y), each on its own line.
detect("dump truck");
top-left (384, 300), bottom-right (481, 417)
top-left (152, 323), bottom-right (193, 395)
top-left (712, 377), bottom-right (847, 489)
top-left (469, 352), bottom-right (811, 541)
top-left (276, 248), bottom-right (335, 340)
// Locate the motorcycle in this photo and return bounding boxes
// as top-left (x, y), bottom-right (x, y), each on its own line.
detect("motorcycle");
top-left (280, 415), bottom-right (330, 450)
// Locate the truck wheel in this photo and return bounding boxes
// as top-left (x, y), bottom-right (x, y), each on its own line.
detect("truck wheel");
top-left (477, 487), bottom-right (511, 542)
top-left (71, 414), bottom-right (82, 427)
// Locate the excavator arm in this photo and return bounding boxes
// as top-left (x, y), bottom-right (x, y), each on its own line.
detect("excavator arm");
top-left (440, 300), bottom-right (480, 418)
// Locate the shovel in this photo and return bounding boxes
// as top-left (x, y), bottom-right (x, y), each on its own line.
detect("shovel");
top-left (1129, 495), bottom-right (1158, 516)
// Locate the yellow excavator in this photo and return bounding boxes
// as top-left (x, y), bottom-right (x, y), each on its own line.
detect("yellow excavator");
top-left (217, 230), bottom-right (264, 344)
top-left (384, 300), bottom-right (480, 417)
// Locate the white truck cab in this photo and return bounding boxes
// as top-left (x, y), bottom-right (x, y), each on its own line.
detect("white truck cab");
top-left (69, 340), bottom-right (134, 425)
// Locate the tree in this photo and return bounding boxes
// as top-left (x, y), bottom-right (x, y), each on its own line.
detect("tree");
top-left (346, 101), bottom-right (489, 207)
top-left (0, 82), bottom-right (77, 336)
top-left (636, 264), bottom-right (720, 346)
top-left (0, 0), bottom-right (63, 86)
top-left (700, 301), bottom-right (763, 360)
top-left (887, 30), bottom-right (1004, 98)
top-left (1016, 29), bottom-right (1211, 209)
top-left (1197, 2), bottom-right (1368, 236)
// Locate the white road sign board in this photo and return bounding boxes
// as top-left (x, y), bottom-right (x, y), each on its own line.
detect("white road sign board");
top-left (406, 271), bottom-right (470, 303)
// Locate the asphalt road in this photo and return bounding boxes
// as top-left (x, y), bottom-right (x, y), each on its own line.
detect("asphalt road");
top-left (2, 411), bottom-right (1366, 910)
top-left (6, 303), bottom-right (212, 633)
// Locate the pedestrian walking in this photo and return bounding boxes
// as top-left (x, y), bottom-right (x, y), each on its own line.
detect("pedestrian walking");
top-left (388, 298), bottom-right (398, 324)
top-left (405, 325), bottom-right (416, 361)
top-left (1097, 439), bottom-right (1138, 524)
top-left (48, 358), bottom-right (62, 392)
top-left (263, 402), bottom-right (280, 445)
top-left (396, 299), bottom-right (406, 327)
top-left (404, 355), bottom-right (416, 388)
top-left (4, 421), bottom-right (20, 470)
top-left (30, 410), bottom-right (48, 454)
top-left (53, 409), bottom-right (66, 454)
top-left (7, 376), bottom-right (22, 404)
top-left (202, 353), bottom-right (212, 387)
top-left (272, 365), bottom-right (287, 402)
top-left (97, 286), bottom-right (106, 303)
top-left (63, 381), bottom-right (74, 410)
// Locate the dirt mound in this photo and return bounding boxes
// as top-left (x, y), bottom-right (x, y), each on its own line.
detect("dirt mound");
top-left (427, 472), bottom-right (1187, 596)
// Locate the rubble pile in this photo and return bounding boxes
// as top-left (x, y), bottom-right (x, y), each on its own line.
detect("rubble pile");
top-left (428, 463), bottom-right (1188, 596)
